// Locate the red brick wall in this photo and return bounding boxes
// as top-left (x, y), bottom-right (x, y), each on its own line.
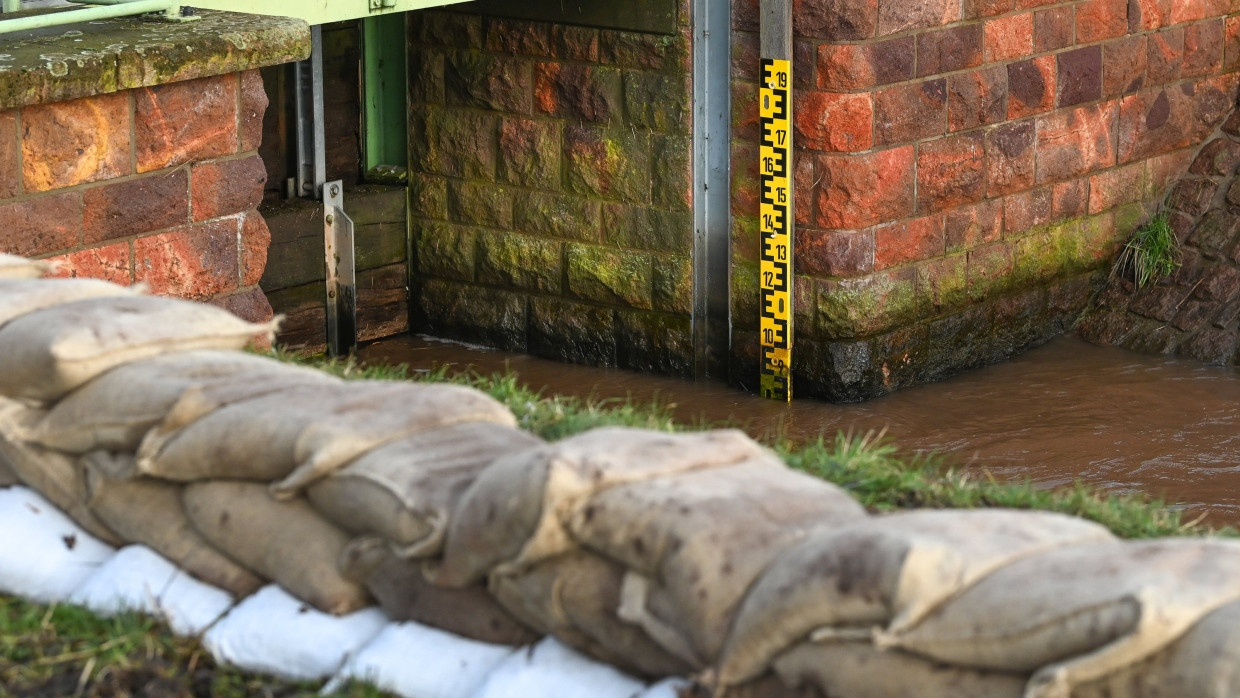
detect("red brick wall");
top-left (731, 0), bottom-right (1240, 400)
top-left (0, 71), bottom-right (275, 324)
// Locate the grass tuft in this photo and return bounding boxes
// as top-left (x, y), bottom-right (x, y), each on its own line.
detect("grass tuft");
top-left (1112, 211), bottom-right (1181, 289)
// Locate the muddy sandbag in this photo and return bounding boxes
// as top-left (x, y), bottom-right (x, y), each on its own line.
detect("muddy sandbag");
top-left (0, 277), bottom-right (136, 328)
top-left (712, 509), bottom-right (1115, 689)
top-left (0, 399), bottom-right (120, 545)
top-left (0, 253), bottom-right (54, 279)
top-left (82, 453), bottom-right (264, 598)
top-left (308, 422), bottom-right (542, 557)
top-left (489, 550), bottom-right (692, 678)
top-left (339, 536), bottom-right (535, 646)
top-left (0, 295), bottom-right (278, 403)
top-left (182, 480), bottom-right (370, 615)
top-left (1073, 598), bottom-right (1240, 698)
top-left (771, 641), bottom-right (1026, 698)
top-left (139, 380), bottom-right (514, 486)
top-left (882, 539), bottom-right (1240, 698)
top-left (434, 428), bottom-right (775, 587)
top-left (569, 461), bottom-right (866, 667)
top-left (27, 351), bottom-right (337, 455)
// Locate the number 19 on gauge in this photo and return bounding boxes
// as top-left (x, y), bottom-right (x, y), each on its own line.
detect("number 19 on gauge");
top-left (759, 58), bottom-right (792, 402)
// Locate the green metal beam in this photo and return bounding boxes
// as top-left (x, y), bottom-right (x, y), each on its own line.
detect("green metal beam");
top-left (0, 0), bottom-right (187, 34)
top-left (362, 12), bottom-right (407, 173)
top-left (183, 0), bottom-right (468, 25)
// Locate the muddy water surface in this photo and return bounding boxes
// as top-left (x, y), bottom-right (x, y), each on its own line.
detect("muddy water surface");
top-left (361, 335), bottom-right (1240, 527)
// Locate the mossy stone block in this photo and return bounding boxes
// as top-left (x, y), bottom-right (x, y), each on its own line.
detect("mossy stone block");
top-left (567, 243), bottom-right (653, 309)
top-left (477, 232), bottom-right (562, 293)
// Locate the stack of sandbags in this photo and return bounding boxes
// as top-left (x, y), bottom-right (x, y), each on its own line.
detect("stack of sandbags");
top-left (432, 427), bottom-right (868, 678)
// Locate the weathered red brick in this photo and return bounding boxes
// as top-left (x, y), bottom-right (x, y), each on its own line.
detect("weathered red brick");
top-left (796, 91), bottom-right (874, 152)
top-left (917, 24), bottom-right (983, 77)
top-left (733, 0), bottom-right (758, 32)
top-left (731, 142), bottom-right (760, 217)
top-left (877, 0), bottom-right (959, 36)
top-left (211, 286), bottom-right (275, 327)
top-left (1129, 0), bottom-right (1171, 31)
top-left (191, 155), bottom-right (267, 222)
top-left (1008, 55), bottom-right (1057, 119)
top-left (486, 17), bottom-right (552, 56)
top-left (46, 242), bottom-right (131, 286)
top-left (1146, 148), bottom-right (1196, 197)
top-left (1189, 137), bottom-right (1240, 176)
top-left (1034, 6), bottom-right (1075, 52)
top-left (1015, 0), bottom-right (1063, 10)
top-left (874, 79), bottom-right (946, 145)
top-left (965, 0), bottom-right (1014, 19)
top-left (1035, 101), bottom-right (1118, 184)
top-left (135, 75), bottom-right (238, 173)
top-left (815, 146), bottom-right (916, 229)
top-left (0, 111), bottom-right (17, 200)
top-left (918, 132), bottom-right (985, 212)
top-left (918, 254), bottom-right (969, 312)
top-left (21, 92), bottom-right (131, 192)
top-left (732, 81), bottom-right (760, 142)
top-left (1089, 164), bottom-right (1144, 213)
top-left (875, 214), bottom-right (944, 269)
top-left (1103, 36), bottom-right (1147, 98)
top-left (1058, 45), bottom-right (1103, 108)
top-left (796, 0), bottom-right (877, 40)
top-left (949, 66), bottom-right (1007, 132)
top-left (83, 169), bottom-right (189, 244)
top-left (533, 62), bottom-right (621, 122)
top-left (1184, 19), bottom-right (1224, 78)
top-left (1052, 178), bottom-right (1090, 220)
top-left (985, 120), bottom-right (1036, 196)
top-left (817, 36), bottom-right (914, 90)
top-left (945, 199), bottom-right (1003, 253)
top-left (1166, 177), bottom-right (1217, 217)
top-left (1076, 0), bottom-right (1128, 43)
top-left (238, 70), bottom-right (267, 153)
top-left (796, 228), bottom-right (875, 277)
top-left (134, 217), bottom-right (240, 299)
top-left (1170, 0), bottom-right (1228, 25)
top-left (1004, 187), bottom-right (1052, 234)
top-left (1118, 87), bottom-right (1193, 163)
top-left (0, 192), bottom-right (82, 257)
top-left (796, 154), bottom-right (815, 225)
top-left (1147, 27), bottom-right (1184, 86)
top-left (985, 13), bottom-right (1034, 62)
top-left (240, 210), bottom-right (270, 287)
top-left (967, 241), bottom-right (1015, 299)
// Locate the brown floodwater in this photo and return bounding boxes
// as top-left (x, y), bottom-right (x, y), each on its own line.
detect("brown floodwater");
top-left (360, 334), bottom-right (1240, 527)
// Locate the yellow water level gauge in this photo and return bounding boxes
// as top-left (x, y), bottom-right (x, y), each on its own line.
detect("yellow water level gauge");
top-left (759, 58), bottom-right (793, 401)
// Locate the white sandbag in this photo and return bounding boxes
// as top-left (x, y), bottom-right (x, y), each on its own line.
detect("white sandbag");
top-left (0, 486), bottom-right (114, 602)
top-left (67, 545), bottom-right (236, 636)
top-left (469, 637), bottom-right (647, 698)
top-left (883, 539), bottom-right (1240, 698)
top-left (640, 678), bottom-right (693, 698)
top-left (202, 585), bottom-right (388, 681)
top-left (308, 423), bottom-right (543, 557)
top-left (434, 428), bottom-right (775, 587)
top-left (0, 277), bottom-right (136, 328)
top-left (714, 509), bottom-right (1115, 688)
top-left (28, 351), bottom-right (336, 454)
top-left (0, 252), bottom-right (54, 278)
top-left (0, 295), bottom-right (278, 403)
top-left (324, 621), bottom-right (515, 698)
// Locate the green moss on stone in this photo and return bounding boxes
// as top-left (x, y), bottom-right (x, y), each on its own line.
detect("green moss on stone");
top-left (567, 243), bottom-right (652, 309)
top-left (652, 254), bottom-right (692, 315)
top-left (816, 269), bottom-right (920, 340)
top-left (415, 220), bottom-right (476, 281)
top-left (476, 231), bottom-right (562, 293)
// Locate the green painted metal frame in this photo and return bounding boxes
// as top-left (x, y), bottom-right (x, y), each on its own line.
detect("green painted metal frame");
top-left (178, 0), bottom-right (468, 25)
top-left (0, 0), bottom-right (191, 34)
top-left (362, 12), bottom-right (407, 172)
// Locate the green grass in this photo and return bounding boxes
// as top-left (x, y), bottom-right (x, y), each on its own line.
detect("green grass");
top-left (1112, 211), bottom-right (1182, 289)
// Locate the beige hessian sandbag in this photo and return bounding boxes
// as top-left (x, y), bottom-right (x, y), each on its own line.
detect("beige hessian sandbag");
top-left (0, 295), bottom-right (279, 403)
top-left (771, 641), bottom-right (1026, 698)
top-left (339, 536), bottom-right (536, 646)
top-left (26, 351), bottom-right (338, 454)
top-left (0, 450), bottom-right (17, 487)
top-left (182, 480), bottom-right (370, 615)
top-left (572, 461), bottom-right (866, 667)
top-left (0, 398), bottom-right (120, 545)
top-left (81, 453), bottom-right (264, 598)
top-left (489, 550), bottom-right (693, 679)
top-left (0, 253), bottom-right (54, 279)
top-left (1072, 598), bottom-right (1240, 698)
top-left (433, 428), bottom-right (774, 587)
top-left (679, 673), bottom-right (824, 698)
top-left (308, 422), bottom-right (543, 557)
top-left (138, 380), bottom-right (515, 486)
top-left (0, 277), bottom-right (137, 328)
top-left (882, 539), bottom-right (1240, 698)
top-left (712, 509), bottom-right (1115, 689)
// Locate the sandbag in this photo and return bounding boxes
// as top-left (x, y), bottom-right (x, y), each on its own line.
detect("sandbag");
top-left (138, 380), bottom-right (514, 487)
top-left (339, 536), bottom-right (535, 646)
top-left (28, 350), bottom-right (337, 454)
top-left (82, 454), bottom-right (264, 598)
top-left (308, 422), bottom-right (543, 557)
top-left (0, 399), bottom-right (120, 545)
top-left (489, 550), bottom-right (692, 678)
top-left (569, 460), bottom-right (867, 667)
top-left (0, 295), bottom-right (278, 403)
top-left (434, 428), bottom-right (775, 587)
top-left (182, 481), bottom-right (370, 615)
top-left (713, 509), bottom-right (1115, 688)
top-left (469, 637), bottom-right (647, 698)
top-left (0, 253), bottom-right (54, 279)
top-left (0, 452), bottom-right (17, 487)
top-left (0, 486), bottom-right (115, 603)
top-left (0, 277), bottom-right (136, 328)
top-left (771, 641), bottom-right (1025, 698)
top-left (882, 539), bottom-right (1240, 698)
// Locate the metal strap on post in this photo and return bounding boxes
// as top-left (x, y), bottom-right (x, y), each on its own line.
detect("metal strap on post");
top-left (324, 181), bottom-right (358, 357)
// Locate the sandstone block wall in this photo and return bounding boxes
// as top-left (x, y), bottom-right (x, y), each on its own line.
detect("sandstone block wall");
top-left (405, 6), bottom-right (696, 376)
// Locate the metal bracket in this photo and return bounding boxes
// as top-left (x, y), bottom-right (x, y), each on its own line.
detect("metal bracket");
top-left (324, 181), bottom-right (358, 357)
top-left (294, 25), bottom-right (327, 200)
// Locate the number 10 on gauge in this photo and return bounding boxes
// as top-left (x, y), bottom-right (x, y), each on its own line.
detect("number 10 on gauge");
top-left (759, 58), bottom-right (792, 401)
